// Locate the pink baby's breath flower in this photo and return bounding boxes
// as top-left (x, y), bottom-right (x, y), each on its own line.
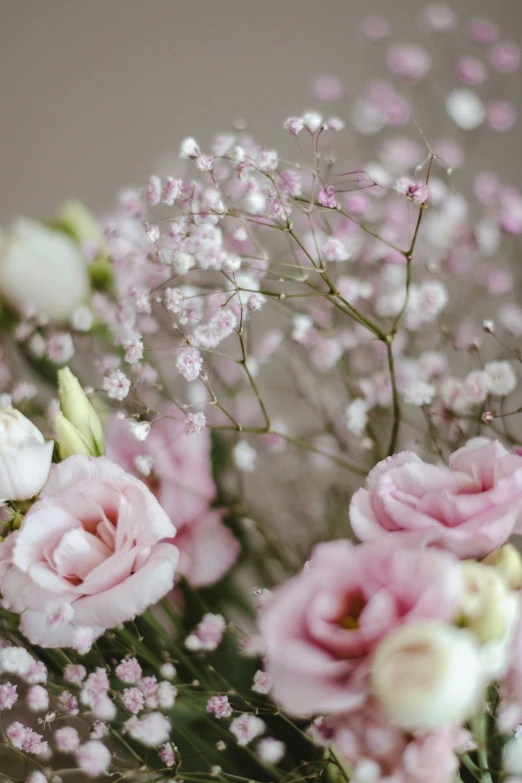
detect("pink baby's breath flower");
top-left (103, 369), bottom-right (131, 400)
top-left (247, 293), bottom-right (266, 311)
top-left (121, 687), bottom-right (145, 714)
top-left (90, 720), bottom-right (108, 739)
top-left (395, 177), bottom-right (428, 204)
top-left (195, 155), bottom-right (214, 172)
top-left (116, 657), bottom-right (142, 684)
top-left (162, 177), bottom-right (182, 206)
top-left (46, 332), bottom-right (75, 364)
top-left (468, 17), bottom-right (498, 44)
top-left (386, 44), bottom-right (431, 84)
top-left (230, 713), bottom-right (266, 746)
top-left (185, 411), bottom-right (206, 435)
top-left (283, 116), bottom-right (304, 135)
top-left (73, 627), bottom-right (95, 655)
top-left (159, 742), bottom-right (179, 767)
top-left (76, 740), bottom-right (111, 777)
top-left (164, 287), bottom-right (184, 313)
top-left (146, 175), bottom-right (162, 205)
top-left (124, 338), bottom-right (144, 365)
top-left (58, 690), bottom-right (79, 716)
top-left (318, 185), bottom-right (337, 209)
top-left (26, 773), bottom-right (47, 783)
top-left (124, 712), bottom-right (171, 747)
top-left (176, 347), bottom-right (203, 382)
top-left (490, 41), bottom-right (520, 73)
top-left (54, 726), bottom-right (81, 752)
top-left (7, 721), bottom-right (29, 750)
top-left (207, 695), bottom-right (232, 719)
top-left (487, 101), bottom-right (517, 132)
top-left (185, 613), bottom-right (226, 652)
top-left (0, 683), bottom-right (17, 710)
top-left (252, 670), bottom-right (271, 695)
top-left (26, 685), bottom-right (49, 713)
top-left (139, 676), bottom-right (158, 697)
top-left (312, 73), bottom-right (344, 102)
top-left (457, 57), bottom-right (487, 86)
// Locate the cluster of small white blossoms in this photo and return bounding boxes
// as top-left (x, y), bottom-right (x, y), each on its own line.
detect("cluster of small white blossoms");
top-left (22, 5), bottom-right (503, 473)
top-left (0, 643), bottom-right (182, 779)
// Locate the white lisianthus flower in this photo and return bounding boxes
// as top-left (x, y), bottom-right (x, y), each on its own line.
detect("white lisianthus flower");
top-left (460, 560), bottom-right (508, 643)
top-left (371, 621), bottom-right (482, 731)
top-left (0, 218), bottom-right (90, 322)
top-left (0, 408), bottom-right (54, 500)
top-left (484, 544), bottom-right (522, 590)
top-left (504, 734), bottom-right (522, 775)
top-left (459, 559), bottom-right (520, 680)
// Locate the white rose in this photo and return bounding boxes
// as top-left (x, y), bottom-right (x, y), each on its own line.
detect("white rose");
top-left (0, 408), bottom-right (53, 500)
top-left (0, 218), bottom-right (90, 322)
top-left (371, 621), bottom-right (482, 731)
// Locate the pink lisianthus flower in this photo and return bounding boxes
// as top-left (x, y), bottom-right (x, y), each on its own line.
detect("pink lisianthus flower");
top-left (0, 455), bottom-right (179, 648)
top-left (350, 440), bottom-right (522, 558)
top-left (259, 538), bottom-right (462, 717)
top-left (326, 705), bottom-right (469, 783)
top-left (106, 416), bottom-right (239, 586)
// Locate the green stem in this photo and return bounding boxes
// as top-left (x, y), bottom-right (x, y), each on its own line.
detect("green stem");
top-left (386, 341), bottom-right (401, 456)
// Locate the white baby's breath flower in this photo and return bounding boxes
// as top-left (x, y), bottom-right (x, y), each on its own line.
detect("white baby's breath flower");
top-left (484, 361), bottom-right (517, 396)
top-left (233, 441), bottom-right (257, 472)
top-left (446, 89), bottom-right (485, 130)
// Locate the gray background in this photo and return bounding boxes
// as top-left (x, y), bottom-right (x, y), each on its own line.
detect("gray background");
top-left (1, 0), bottom-right (522, 222)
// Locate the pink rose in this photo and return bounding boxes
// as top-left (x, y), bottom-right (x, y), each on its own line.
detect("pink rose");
top-left (350, 441), bottom-right (522, 558)
top-left (106, 416), bottom-right (239, 586)
top-left (259, 538), bottom-right (462, 717)
top-left (1, 455), bottom-right (179, 648)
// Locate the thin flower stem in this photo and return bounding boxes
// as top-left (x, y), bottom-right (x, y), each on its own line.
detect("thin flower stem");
top-left (386, 341), bottom-right (401, 457)
top-left (237, 329), bottom-right (271, 430)
top-left (471, 714), bottom-right (494, 783)
top-left (287, 227), bottom-right (386, 340)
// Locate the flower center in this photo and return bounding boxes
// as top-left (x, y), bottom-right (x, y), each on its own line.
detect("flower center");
top-left (339, 592), bottom-right (366, 630)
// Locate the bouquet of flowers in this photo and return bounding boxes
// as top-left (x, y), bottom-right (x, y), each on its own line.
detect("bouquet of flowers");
top-left (2, 5), bottom-right (522, 782)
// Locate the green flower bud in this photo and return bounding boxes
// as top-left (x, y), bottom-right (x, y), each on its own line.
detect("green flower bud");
top-left (54, 412), bottom-right (92, 459)
top-left (57, 367), bottom-right (105, 456)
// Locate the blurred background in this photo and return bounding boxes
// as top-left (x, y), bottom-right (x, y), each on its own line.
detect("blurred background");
top-left (2, 0), bottom-right (522, 224)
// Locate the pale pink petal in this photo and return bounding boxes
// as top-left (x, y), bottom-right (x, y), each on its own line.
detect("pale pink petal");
top-left (176, 510), bottom-right (240, 586)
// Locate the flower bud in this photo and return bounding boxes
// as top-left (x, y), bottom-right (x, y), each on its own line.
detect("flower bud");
top-left (57, 368), bottom-right (105, 457)
top-left (371, 621), bottom-right (482, 731)
top-left (0, 408), bottom-right (54, 500)
top-left (484, 545), bottom-right (522, 590)
top-left (460, 560), bottom-right (508, 644)
top-left (54, 412), bottom-right (92, 459)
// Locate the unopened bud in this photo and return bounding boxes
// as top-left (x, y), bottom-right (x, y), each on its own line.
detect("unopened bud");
top-left (460, 560), bottom-right (507, 644)
top-left (484, 544), bottom-right (522, 590)
top-left (57, 367), bottom-right (105, 457)
top-left (54, 412), bottom-right (92, 459)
